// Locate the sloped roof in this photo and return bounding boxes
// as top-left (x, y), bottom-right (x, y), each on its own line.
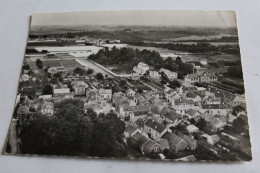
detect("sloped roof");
top-left (126, 124), bottom-right (138, 136)
top-left (176, 132), bottom-right (197, 145)
top-left (53, 88), bottom-right (70, 94)
top-left (99, 89), bottom-right (112, 95)
top-left (162, 132), bottom-right (185, 147)
top-left (186, 109), bottom-right (198, 117)
top-left (143, 140), bottom-right (159, 154)
top-left (131, 131), bottom-right (142, 141)
top-left (165, 111), bottom-right (179, 121)
top-left (157, 139), bottom-right (170, 149)
top-left (201, 104), bottom-right (226, 109)
top-left (133, 110), bottom-right (149, 117)
top-left (186, 92), bottom-right (199, 99)
top-left (144, 118), bottom-right (167, 133)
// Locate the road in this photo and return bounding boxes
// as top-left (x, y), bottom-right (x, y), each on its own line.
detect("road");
top-left (76, 59), bottom-right (114, 78)
top-left (8, 120), bottom-right (18, 154)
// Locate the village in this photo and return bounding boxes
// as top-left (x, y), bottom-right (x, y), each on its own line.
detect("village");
top-left (9, 31), bottom-right (251, 161)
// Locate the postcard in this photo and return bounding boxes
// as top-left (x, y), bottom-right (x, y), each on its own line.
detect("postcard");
top-left (4, 10), bottom-right (251, 162)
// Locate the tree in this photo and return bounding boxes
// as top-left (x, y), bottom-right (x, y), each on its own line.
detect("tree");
top-left (160, 80), bottom-right (167, 85)
top-left (232, 105), bottom-right (245, 116)
top-left (73, 67), bottom-right (86, 76)
top-left (196, 118), bottom-right (207, 131)
top-left (87, 68), bottom-right (94, 75)
top-left (23, 64), bottom-right (30, 70)
top-left (232, 117), bottom-right (246, 134)
top-left (42, 84), bottom-right (53, 95)
top-left (96, 73), bottom-right (104, 80)
top-left (36, 59), bottom-right (43, 69)
top-left (119, 79), bottom-right (127, 86)
top-left (168, 80), bottom-right (180, 89)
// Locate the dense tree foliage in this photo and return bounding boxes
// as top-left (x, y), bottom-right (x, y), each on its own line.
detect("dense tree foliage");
top-left (36, 59), bottom-right (43, 69)
top-left (42, 84), bottom-right (53, 95)
top-left (89, 47), bottom-right (193, 79)
top-left (225, 66), bottom-right (243, 78)
top-left (73, 67), bottom-right (87, 76)
top-left (19, 99), bottom-right (127, 157)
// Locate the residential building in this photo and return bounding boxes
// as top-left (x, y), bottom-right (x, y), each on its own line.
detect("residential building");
top-left (176, 132), bottom-right (198, 150)
top-left (141, 140), bottom-right (161, 155)
top-left (72, 81), bottom-right (88, 96)
top-left (201, 104), bottom-right (227, 116)
top-left (159, 68), bottom-right (178, 81)
top-left (126, 88), bottom-right (136, 98)
top-left (41, 101), bottom-right (54, 116)
top-left (201, 134), bottom-right (220, 145)
top-left (144, 118), bottom-right (168, 141)
top-left (133, 62), bottom-right (149, 74)
top-left (99, 88), bottom-right (112, 101)
top-left (186, 125), bottom-right (199, 133)
top-left (149, 70), bottom-right (161, 79)
top-left (162, 132), bottom-right (188, 152)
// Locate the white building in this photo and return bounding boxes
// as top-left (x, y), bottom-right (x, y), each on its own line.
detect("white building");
top-left (99, 89), bottom-right (112, 101)
top-left (133, 62), bottom-right (149, 75)
top-left (149, 70), bottom-right (161, 79)
top-left (159, 68), bottom-right (178, 80)
top-left (71, 81), bottom-right (88, 96)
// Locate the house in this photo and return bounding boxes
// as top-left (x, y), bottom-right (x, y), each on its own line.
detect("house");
top-left (184, 74), bottom-right (200, 84)
top-left (86, 89), bottom-right (99, 101)
top-left (176, 132), bottom-right (198, 150)
top-left (159, 68), bottom-right (178, 81)
top-left (201, 104), bottom-right (227, 116)
top-left (53, 88), bottom-right (70, 97)
top-left (126, 88), bottom-right (136, 98)
top-left (201, 113), bottom-right (226, 132)
top-left (133, 62), bottom-right (149, 74)
top-left (184, 109), bottom-right (201, 120)
top-left (186, 125), bottom-right (199, 133)
top-left (162, 132), bottom-right (188, 152)
top-left (156, 139), bottom-right (170, 150)
top-left (164, 111), bottom-right (180, 127)
top-left (185, 92), bottom-right (201, 105)
top-left (71, 81), bottom-right (88, 96)
top-left (124, 124), bottom-right (140, 138)
top-left (173, 99), bottom-right (199, 115)
top-left (99, 88), bottom-right (112, 101)
top-left (148, 96), bottom-right (162, 105)
top-left (201, 134), bottom-right (220, 145)
top-left (144, 118), bottom-right (168, 141)
top-left (41, 101), bottom-right (54, 116)
top-left (165, 89), bottom-right (175, 102)
top-left (141, 140), bottom-right (161, 155)
top-left (134, 93), bottom-right (143, 103)
top-left (224, 93), bottom-right (241, 108)
top-left (149, 70), bottom-right (161, 79)
top-left (130, 110), bottom-right (149, 124)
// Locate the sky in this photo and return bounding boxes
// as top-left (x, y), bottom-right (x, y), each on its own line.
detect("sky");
top-left (31, 10), bottom-right (237, 27)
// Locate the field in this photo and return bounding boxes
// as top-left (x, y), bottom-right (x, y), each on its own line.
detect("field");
top-left (42, 59), bottom-right (84, 73)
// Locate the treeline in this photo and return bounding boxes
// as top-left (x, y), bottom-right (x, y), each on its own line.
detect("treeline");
top-left (18, 99), bottom-right (127, 157)
top-left (126, 42), bottom-right (240, 55)
top-left (174, 36), bottom-right (238, 43)
top-left (88, 47), bottom-right (193, 79)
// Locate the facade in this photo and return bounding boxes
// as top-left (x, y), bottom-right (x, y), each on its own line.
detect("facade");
top-left (159, 68), bottom-right (178, 81)
top-left (41, 101), bottom-right (54, 116)
top-left (133, 62), bottom-right (149, 75)
top-left (72, 81), bottom-right (88, 96)
top-left (149, 70), bottom-right (161, 79)
top-left (144, 118), bottom-right (168, 141)
top-left (99, 89), bottom-right (112, 101)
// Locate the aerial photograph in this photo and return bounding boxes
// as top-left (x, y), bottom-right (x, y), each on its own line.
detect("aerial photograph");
top-left (4, 11), bottom-right (251, 162)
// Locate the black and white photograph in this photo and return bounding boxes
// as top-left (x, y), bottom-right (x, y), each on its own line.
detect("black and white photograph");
top-left (4, 10), bottom-right (252, 162)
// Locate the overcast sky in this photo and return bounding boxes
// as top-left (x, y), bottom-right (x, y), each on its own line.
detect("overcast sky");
top-left (31, 11), bottom-right (237, 27)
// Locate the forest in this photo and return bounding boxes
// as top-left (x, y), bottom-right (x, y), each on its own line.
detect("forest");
top-left (18, 99), bottom-right (128, 157)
